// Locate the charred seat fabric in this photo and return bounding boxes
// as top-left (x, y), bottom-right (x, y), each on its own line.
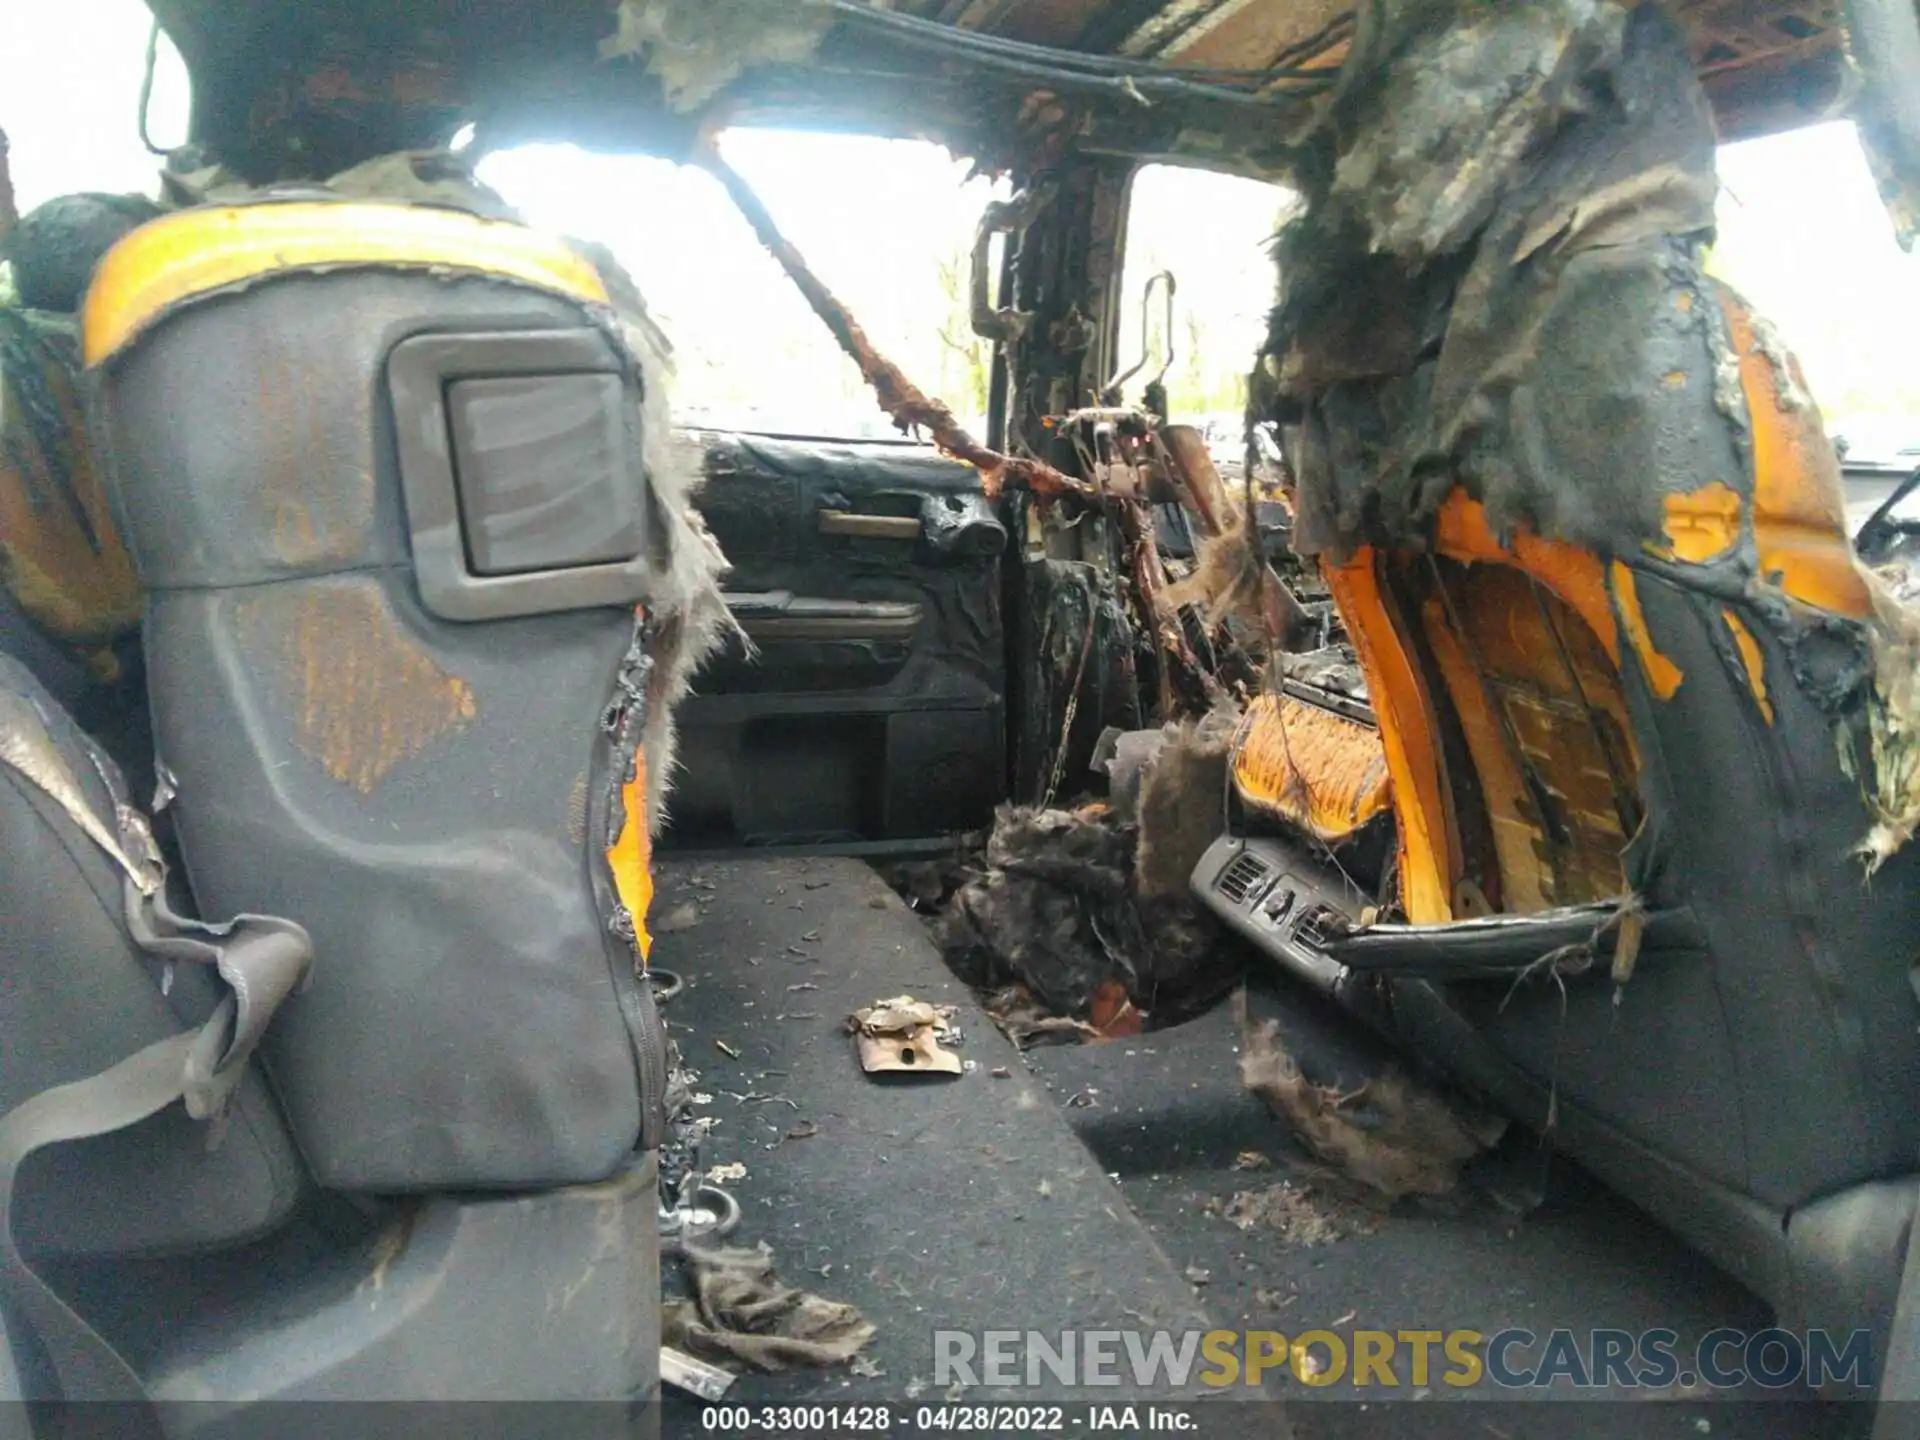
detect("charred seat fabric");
top-left (1260, 0), bottom-right (1920, 1226)
top-left (83, 202), bottom-right (669, 1192)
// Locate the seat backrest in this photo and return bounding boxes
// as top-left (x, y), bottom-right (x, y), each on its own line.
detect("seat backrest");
top-left (1320, 283), bottom-right (1920, 1210)
top-left (84, 201), bottom-right (669, 1193)
top-left (1324, 494), bottom-right (1643, 925)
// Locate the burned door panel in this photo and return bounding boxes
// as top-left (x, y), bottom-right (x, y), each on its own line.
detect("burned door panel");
top-left (670, 433), bottom-right (1006, 848)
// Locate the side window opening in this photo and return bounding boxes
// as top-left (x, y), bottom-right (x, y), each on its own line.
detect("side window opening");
top-left (1115, 163), bottom-right (1298, 472)
top-left (1709, 118), bottom-right (1920, 535)
top-left (479, 130), bottom-right (1010, 443)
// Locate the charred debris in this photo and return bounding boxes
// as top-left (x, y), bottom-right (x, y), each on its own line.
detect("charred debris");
top-left (673, 0), bottom-right (1920, 1044)
top-left (715, 198), bottom-right (1328, 1037)
top-left (665, 26), bottom-right (1351, 1045)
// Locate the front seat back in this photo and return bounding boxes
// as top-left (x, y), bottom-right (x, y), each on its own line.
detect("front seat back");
top-left (1323, 278), bottom-right (1920, 1213)
top-left (84, 201), bottom-right (669, 1193)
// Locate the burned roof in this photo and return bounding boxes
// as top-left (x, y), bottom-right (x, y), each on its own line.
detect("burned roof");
top-left (151, 0), bottom-right (1859, 182)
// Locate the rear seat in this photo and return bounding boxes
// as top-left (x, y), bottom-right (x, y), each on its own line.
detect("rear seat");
top-left (0, 651), bottom-right (309, 1264)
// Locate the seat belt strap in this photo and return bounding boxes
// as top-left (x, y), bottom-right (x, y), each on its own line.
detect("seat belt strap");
top-left (0, 1033), bottom-right (194, 1428)
top-left (0, 672), bottom-right (313, 1420)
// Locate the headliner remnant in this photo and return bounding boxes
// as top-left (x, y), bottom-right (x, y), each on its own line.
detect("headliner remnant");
top-left (1267, 0), bottom-right (1723, 561)
top-left (602, 0), bottom-right (836, 112)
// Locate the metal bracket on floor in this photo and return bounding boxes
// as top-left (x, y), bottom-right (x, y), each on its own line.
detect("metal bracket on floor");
top-left (662, 1345), bottom-right (736, 1401)
top-left (659, 1180), bottom-right (741, 1257)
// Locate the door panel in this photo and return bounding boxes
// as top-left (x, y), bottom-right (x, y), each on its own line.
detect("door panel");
top-left (670, 432), bottom-right (1006, 849)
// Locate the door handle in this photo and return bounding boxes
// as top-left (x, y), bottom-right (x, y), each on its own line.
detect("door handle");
top-left (723, 592), bottom-right (924, 641)
top-left (818, 511), bottom-right (921, 540)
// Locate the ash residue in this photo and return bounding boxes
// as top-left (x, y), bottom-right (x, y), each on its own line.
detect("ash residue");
top-left (1205, 1178), bottom-right (1382, 1250)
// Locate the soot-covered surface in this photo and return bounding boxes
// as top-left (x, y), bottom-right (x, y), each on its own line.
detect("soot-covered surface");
top-left (1021, 974), bottom-right (1871, 1438)
top-left (652, 854), bottom-right (1872, 1437)
top-left (649, 856), bottom-right (1239, 1416)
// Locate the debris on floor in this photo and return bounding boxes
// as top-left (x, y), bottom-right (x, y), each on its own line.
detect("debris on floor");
top-left (653, 900), bottom-right (702, 935)
top-left (980, 986), bottom-right (1105, 1046)
top-left (1238, 992), bottom-right (1506, 1201)
top-left (660, 1040), bottom-right (719, 1210)
top-left (661, 1345), bottom-right (738, 1400)
top-left (1133, 707), bottom-right (1240, 901)
top-left (935, 800), bottom-right (1236, 1044)
top-left (936, 804), bottom-right (1134, 1017)
top-left (878, 845), bottom-right (984, 915)
top-left (1086, 978), bottom-right (1143, 1038)
top-left (665, 1241), bottom-right (877, 1372)
top-left (846, 995), bottom-right (965, 1076)
top-left (1204, 1178), bottom-right (1381, 1249)
top-left (980, 978), bottom-right (1145, 1043)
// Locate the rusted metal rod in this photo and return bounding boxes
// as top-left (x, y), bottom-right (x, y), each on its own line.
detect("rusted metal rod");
top-left (696, 140), bottom-right (1092, 502)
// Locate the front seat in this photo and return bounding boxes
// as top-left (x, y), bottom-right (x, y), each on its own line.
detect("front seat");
top-left (0, 191), bottom-right (671, 1420)
top-left (84, 198), bottom-right (669, 1194)
top-left (1310, 273), bottom-right (1920, 1348)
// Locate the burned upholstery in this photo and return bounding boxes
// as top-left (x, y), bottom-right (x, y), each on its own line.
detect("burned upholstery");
top-left (1271, 0), bottom-right (1722, 562)
top-left (1264, 0), bottom-right (1915, 919)
top-left (1232, 693), bottom-right (1390, 848)
top-left (1255, 0), bottom-right (1920, 1213)
top-left (0, 310), bottom-right (141, 660)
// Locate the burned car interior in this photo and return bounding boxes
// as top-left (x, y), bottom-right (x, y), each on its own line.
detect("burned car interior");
top-left (3, 0), bottom-right (1920, 1430)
